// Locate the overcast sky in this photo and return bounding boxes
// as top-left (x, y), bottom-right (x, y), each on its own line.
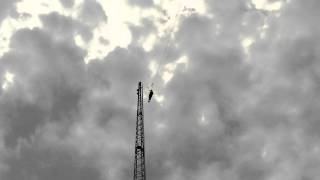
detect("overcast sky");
top-left (1, 0), bottom-right (320, 179)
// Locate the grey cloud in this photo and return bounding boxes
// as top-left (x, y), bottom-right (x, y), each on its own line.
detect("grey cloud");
top-left (0, 26), bottom-right (86, 148)
top-left (87, 46), bottom-right (151, 105)
top-left (138, 0), bottom-right (320, 179)
top-left (0, 11), bottom-right (106, 177)
top-left (79, 0), bottom-right (107, 27)
top-left (234, 0), bottom-right (320, 179)
top-left (1, 100), bottom-right (46, 148)
top-left (236, 160), bottom-right (270, 180)
top-left (40, 12), bottom-right (93, 42)
top-left (59, 0), bottom-right (75, 8)
top-left (128, 0), bottom-right (154, 8)
top-left (2, 140), bottom-right (102, 180)
top-left (247, 0), bottom-right (320, 132)
top-left (130, 12), bottom-right (253, 180)
top-left (205, 0), bottom-right (253, 35)
top-left (0, 0), bottom-right (19, 24)
top-left (99, 37), bottom-right (109, 45)
top-left (0, 25), bottom-right (151, 179)
top-left (2, 0), bottom-right (320, 179)
top-left (129, 18), bottom-right (156, 44)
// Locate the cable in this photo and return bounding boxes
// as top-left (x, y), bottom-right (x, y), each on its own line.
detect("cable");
top-left (146, 1), bottom-right (191, 99)
top-left (154, 2), bottom-right (186, 79)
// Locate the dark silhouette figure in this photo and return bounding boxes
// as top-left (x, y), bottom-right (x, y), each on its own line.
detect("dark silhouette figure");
top-left (148, 90), bottom-right (153, 103)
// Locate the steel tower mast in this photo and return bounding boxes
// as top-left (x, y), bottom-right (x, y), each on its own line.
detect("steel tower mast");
top-left (133, 82), bottom-right (146, 180)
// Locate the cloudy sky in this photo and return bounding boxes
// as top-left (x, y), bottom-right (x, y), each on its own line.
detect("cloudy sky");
top-left (1, 0), bottom-right (320, 179)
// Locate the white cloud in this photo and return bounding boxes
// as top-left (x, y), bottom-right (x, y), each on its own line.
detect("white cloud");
top-left (142, 34), bottom-right (157, 52)
top-left (149, 60), bottom-right (158, 77)
top-left (84, 22), bottom-right (132, 63)
top-left (161, 55), bottom-right (188, 84)
top-left (154, 94), bottom-right (164, 104)
top-left (74, 34), bottom-right (86, 48)
top-left (0, 0), bottom-right (77, 57)
top-left (162, 71), bottom-right (174, 84)
top-left (242, 37), bottom-right (255, 57)
top-left (2, 71), bottom-right (15, 90)
top-left (82, 0), bottom-right (139, 62)
top-left (251, 0), bottom-right (283, 11)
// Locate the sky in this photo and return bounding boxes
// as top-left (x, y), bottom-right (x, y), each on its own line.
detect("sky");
top-left (0, 0), bottom-right (320, 179)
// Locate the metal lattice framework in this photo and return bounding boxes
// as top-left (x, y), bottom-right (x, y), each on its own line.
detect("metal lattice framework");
top-left (134, 82), bottom-right (146, 180)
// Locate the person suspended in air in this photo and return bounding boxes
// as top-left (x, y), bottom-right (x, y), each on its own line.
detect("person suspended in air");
top-left (148, 89), bottom-right (153, 103)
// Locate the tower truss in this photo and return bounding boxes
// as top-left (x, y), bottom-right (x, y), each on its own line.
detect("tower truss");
top-left (133, 82), bottom-right (146, 180)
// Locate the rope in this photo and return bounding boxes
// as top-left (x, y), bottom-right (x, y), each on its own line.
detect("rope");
top-left (146, 1), bottom-right (191, 96)
top-left (153, 3), bottom-right (186, 80)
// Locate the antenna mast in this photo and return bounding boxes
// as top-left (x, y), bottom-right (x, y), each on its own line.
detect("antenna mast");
top-left (133, 82), bottom-right (146, 180)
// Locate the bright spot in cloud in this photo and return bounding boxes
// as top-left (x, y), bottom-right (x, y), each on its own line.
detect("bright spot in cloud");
top-left (164, 63), bottom-right (176, 72)
top-left (251, 0), bottom-right (283, 11)
top-left (161, 56), bottom-right (188, 84)
top-left (84, 22), bottom-right (132, 63)
top-left (142, 34), bottom-right (157, 52)
top-left (155, 122), bottom-right (166, 129)
top-left (162, 71), bottom-right (174, 84)
top-left (149, 61), bottom-right (159, 77)
top-left (74, 34), bottom-right (86, 48)
top-left (83, 0), bottom-right (140, 62)
top-left (155, 94), bottom-right (165, 106)
top-left (261, 142), bottom-right (278, 163)
top-left (176, 55), bottom-right (188, 65)
top-left (2, 71), bottom-right (15, 90)
top-left (199, 113), bottom-right (209, 126)
top-left (259, 22), bottom-right (269, 39)
top-left (242, 37), bottom-right (255, 56)
top-left (154, 121), bottom-right (167, 135)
